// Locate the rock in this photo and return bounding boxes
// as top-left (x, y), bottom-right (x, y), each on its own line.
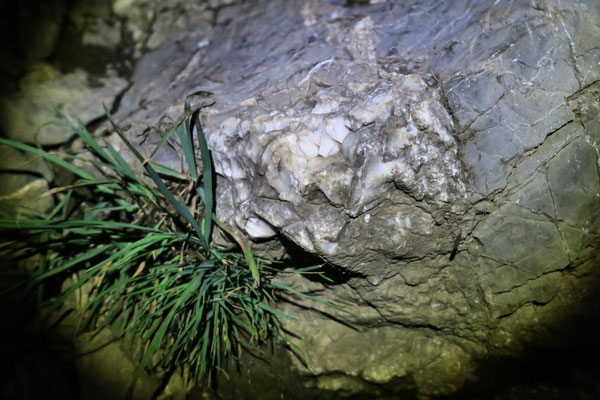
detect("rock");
top-left (81, 18), bottom-right (122, 49)
top-left (93, 0), bottom-right (600, 397)
top-left (112, 0), bottom-right (215, 58)
top-left (0, 69), bottom-right (127, 145)
top-left (0, 144), bottom-right (54, 212)
top-left (277, 315), bottom-right (477, 396)
top-left (18, 63), bottom-right (63, 89)
top-left (75, 330), bottom-right (161, 400)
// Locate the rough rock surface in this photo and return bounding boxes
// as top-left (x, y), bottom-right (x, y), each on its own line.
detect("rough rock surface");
top-left (0, 66), bottom-right (127, 145)
top-left (0, 143), bottom-right (54, 212)
top-left (84, 0), bottom-right (600, 398)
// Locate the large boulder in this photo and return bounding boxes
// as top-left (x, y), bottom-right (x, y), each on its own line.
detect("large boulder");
top-left (107, 0), bottom-right (600, 397)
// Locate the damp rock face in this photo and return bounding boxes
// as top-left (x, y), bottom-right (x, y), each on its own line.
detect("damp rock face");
top-left (110, 0), bottom-right (600, 398)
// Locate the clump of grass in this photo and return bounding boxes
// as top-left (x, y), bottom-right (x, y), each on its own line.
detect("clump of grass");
top-left (0, 94), bottom-right (346, 385)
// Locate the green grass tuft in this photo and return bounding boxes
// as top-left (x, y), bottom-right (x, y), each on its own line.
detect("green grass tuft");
top-left (0, 95), bottom-right (349, 385)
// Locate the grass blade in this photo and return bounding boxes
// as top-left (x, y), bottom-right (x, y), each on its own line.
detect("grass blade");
top-left (0, 138), bottom-right (94, 181)
top-left (177, 121), bottom-right (197, 182)
top-left (190, 111), bottom-right (213, 245)
top-left (104, 111), bottom-right (209, 251)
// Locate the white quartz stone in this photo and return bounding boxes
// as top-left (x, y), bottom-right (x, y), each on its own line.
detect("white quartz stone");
top-left (325, 116), bottom-right (350, 143)
top-left (220, 117), bottom-right (241, 136)
top-left (321, 240), bottom-right (339, 255)
top-left (298, 134), bottom-right (320, 158)
top-left (319, 134), bottom-right (340, 157)
top-left (312, 97), bottom-right (340, 114)
top-left (350, 105), bottom-right (377, 126)
top-left (245, 217), bottom-right (277, 239)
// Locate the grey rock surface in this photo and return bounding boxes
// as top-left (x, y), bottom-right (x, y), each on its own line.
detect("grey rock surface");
top-left (102, 0), bottom-right (600, 397)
